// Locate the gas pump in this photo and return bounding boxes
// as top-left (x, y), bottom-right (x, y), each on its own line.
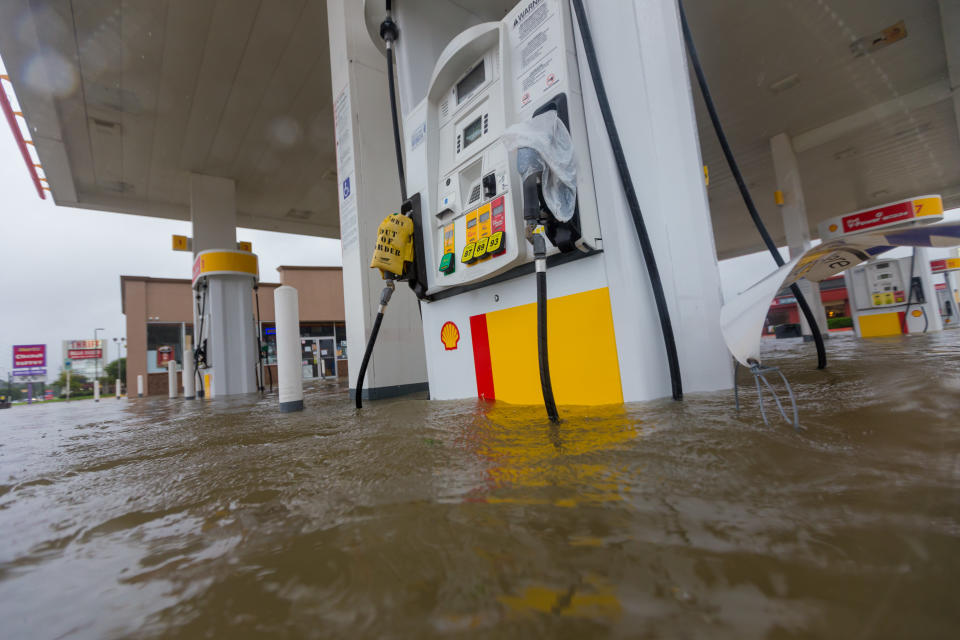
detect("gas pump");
top-left (845, 254), bottom-right (940, 337)
top-left (355, 0), bottom-right (735, 414)
top-left (191, 249), bottom-right (260, 397)
top-left (930, 257), bottom-right (960, 327)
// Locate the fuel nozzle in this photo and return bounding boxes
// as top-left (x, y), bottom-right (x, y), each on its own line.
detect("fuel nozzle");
top-left (517, 147), bottom-right (547, 226)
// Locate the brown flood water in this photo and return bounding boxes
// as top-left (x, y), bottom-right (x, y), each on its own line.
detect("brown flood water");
top-left (1, 331), bottom-right (959, 638)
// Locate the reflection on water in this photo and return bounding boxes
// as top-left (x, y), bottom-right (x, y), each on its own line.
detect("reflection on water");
top-left (1, 332), bottom-right (959, 638)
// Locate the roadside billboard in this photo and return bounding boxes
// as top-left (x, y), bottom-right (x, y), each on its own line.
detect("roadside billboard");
top-left (62, 340), bottom-right (105, 379)
top-left (13, 344), bottom-right (46, 377)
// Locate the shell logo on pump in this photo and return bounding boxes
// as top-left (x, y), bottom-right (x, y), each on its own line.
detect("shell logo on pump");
top-left (440, 321), bottom-right (460, 350)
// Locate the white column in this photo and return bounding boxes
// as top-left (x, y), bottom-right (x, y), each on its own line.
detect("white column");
top-left (167, 360), bottom-right (178, 398)
top-left (115, 378), bottom-right (121, 398)
top-left (275, 286), bottom-right (304, 412)
top-left (183, 348), bottom-right (196, 399)
top-left (93, 380), bottom-right (100, 402)
top-left (327, 0), bottom-right (428, 401)
top-left (137, 374), bottom-right (143, 397)
top-left (190, 173), bottom-right (257, 397)
top-left (771, 132), bottom-right (829, 339)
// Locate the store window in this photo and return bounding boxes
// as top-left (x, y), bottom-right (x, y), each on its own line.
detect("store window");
top-left (335, 323), bottom-right (347, 360)
top-left (261, 324), bottom-right (277, 365)
top-left (147, 323), bottom-right (184, 373)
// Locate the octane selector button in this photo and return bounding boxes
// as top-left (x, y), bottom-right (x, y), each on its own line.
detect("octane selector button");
top-left (485, 231), bottom-right (503, 255)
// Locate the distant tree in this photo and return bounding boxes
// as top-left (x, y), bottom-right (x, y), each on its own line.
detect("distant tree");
top-left (104, 358), bottom-right (126, 381)
top-left (53, 370), bottom-right (89, 397)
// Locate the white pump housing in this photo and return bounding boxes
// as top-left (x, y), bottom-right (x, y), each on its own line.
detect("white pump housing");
top-left (412, 0), bottom-right (601, 294)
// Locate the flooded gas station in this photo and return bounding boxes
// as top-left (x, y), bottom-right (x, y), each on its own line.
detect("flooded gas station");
top-left (2, 333), bottom-right (958, 638)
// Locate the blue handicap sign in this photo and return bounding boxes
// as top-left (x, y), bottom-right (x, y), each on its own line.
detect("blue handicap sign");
top-left (342, 177), bottom-right (351, 199)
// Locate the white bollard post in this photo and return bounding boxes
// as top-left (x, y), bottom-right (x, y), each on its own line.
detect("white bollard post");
top-left (115, 378), bottom-right (121, 399)
top-left (137, 374), bottom-right (144, 397)
top-left (275, 285), bottom-right (304, 412)
top-left (168, 360), bottom-right (178, 398)
top-left (183, 349), bottom-right (196, 399)
top-left (94, 380), bottom-right (100, 402)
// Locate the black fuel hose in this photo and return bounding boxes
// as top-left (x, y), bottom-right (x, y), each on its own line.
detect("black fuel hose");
top-left (354, 3), bottom-right (409, 411)
top-left (901, 249), bottom-right (929, 334)
top-left (194, 283), bottom-right (208, 398)
top-left (570, 0), bottom-right (683, 400)
top-left (381, 5), bottom-right (406, 202)
top-left (534, 234), bottom-right (560, 422)
top-left (355, 282), bottom-right (394, 409)
top-left (678, 0), bottom-right (826, 370)
top-left (254, 284), bottom-right (264, 392)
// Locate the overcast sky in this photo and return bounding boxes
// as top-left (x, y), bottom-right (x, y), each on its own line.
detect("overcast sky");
top-left (0, 125), bottom-right (341, 381)
top-left (0, 82), bottom-right (956, 382)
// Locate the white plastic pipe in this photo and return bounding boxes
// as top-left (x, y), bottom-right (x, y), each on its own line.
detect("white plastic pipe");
top-left (137, 374), bottom-right (144, 397)
top-left (183, 349), bottom-right (196, 399)
top-left (115, 378), bottom-right (121, 398)
top-left (94, 380), bottom-right (100, 402)
top-left (275, 285), bottom-right (304, 412)
top-left (168, 360), bottom-right (178, 398)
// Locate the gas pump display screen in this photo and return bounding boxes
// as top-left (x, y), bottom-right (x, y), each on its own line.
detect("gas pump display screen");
top-left (463, 116), bottom-right (483, 149)
top-left (457, 61), bottom-right (485, 104)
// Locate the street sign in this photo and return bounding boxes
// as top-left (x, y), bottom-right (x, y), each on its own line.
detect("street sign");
top-left (64, 360), bottom-right (72, 370)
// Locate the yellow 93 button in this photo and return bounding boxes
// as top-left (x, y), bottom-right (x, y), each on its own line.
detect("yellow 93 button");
top-left (486, 231), bottom-right (503, 255)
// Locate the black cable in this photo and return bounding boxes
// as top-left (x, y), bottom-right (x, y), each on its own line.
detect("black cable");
top-left (535, 246), bottom-right (560, 423)
top-left (570, 0), bottom-right (683, 400)
top-left (355, 313), bottom-right (383, 409)
top-left (355, 283), bottom-right (395, 408)
top-left (354, 2), bottom-right (407, 410)
top-left (381, 5), bottom-right (406, 202)
top-left (194, 283), bottom-right (208, 398)
top-left (678, 0), bottom-right (826, 370)
top-left (254, 285), bottom-right (265, 392)
top-left (901, 249), bottom-right (929, 334)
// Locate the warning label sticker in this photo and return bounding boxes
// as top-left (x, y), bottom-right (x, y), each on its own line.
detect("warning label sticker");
top-left (508, 0), bottom-right (562, 112)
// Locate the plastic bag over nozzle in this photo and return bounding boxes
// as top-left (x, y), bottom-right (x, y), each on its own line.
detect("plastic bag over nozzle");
top-left (502, 110), bottom-right (577, 222)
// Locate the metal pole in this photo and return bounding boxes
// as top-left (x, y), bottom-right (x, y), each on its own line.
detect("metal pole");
top-left (94, 328), bottom-right (105, 387)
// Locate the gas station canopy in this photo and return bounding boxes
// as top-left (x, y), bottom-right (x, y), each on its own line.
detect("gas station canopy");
top-left (0, 0), bottom-right (957, 258)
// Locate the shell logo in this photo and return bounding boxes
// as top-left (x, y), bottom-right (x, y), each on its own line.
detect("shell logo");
top-left (829, 223), bottom-right (838, 232)
top-left (440, 321), bottom-right (460, 350)
top-left (911, 309), bottom-right (923, 317)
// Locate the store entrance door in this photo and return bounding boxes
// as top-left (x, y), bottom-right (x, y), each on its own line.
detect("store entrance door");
top-left (301, 339), bottom-right (316, 379)
top-left (316, 337), bottom-right (336, 378)
top-left (301, 338), bottom-right (337, 379)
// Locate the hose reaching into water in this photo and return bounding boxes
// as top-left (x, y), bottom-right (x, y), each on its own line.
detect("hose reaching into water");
top-left (901, 249), bottom-right (928, 334)
top-left (533, 232), bottom-right (560, 423)
top-left (355, 281), bottom-right (395, 409)
top-left (570, 0), bottom-right (684, 400)
top-left (254, 284), bottom-right (264, 392)
top-left (678, 0), bottom-right (826, 370)
top-left (354, 2), bottom-right (408, 410)
top-left (193, 282), bottom-right (208, 398)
